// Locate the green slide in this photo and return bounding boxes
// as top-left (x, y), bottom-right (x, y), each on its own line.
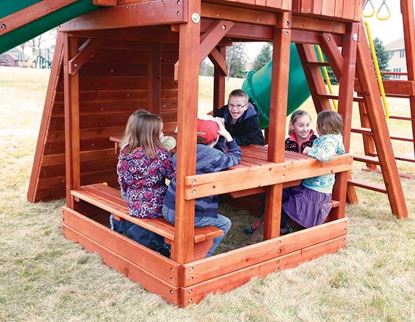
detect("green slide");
top-left (0, 0), bottom-right (99, 54)
top-left (242, 44), bottom-right (310, 129)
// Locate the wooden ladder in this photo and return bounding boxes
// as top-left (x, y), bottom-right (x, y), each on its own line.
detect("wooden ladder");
top-left (296, 23), bottom-right (408, 219)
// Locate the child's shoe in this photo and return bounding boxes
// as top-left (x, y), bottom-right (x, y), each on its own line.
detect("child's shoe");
top-left (243, 218), bottom-right (262, 234)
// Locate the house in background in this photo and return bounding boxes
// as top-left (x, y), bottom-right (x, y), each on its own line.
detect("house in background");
top-left (0, 49), bottom-right (20, 67)
top-left (385, 38), bottom-right (407, 79)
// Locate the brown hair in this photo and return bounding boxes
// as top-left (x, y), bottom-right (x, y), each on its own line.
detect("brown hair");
top-left (288, 110), bottom-right (311, 135)
top-left (121, 110), bottom-right (163, 158)
top-left (316, 110), bottom-right (343, 135)
top-left (228, 89), bottom-right (248, 101)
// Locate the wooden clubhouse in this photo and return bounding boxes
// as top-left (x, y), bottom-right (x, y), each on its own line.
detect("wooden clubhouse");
top-left (25, 0), bottom-right (409, 306)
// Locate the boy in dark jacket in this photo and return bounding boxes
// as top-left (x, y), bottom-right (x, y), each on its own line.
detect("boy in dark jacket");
top-left (162, 119), bottom-right (242, 257)
top-left (214, 89), bottom-right (265, 146)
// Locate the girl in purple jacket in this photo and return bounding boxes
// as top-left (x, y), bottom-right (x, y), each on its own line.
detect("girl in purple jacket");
top-left (111, 111), bottom-right (175, 256)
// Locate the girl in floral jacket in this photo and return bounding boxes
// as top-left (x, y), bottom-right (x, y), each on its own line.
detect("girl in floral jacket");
top-left (111, 111), bottom-right (175, 256)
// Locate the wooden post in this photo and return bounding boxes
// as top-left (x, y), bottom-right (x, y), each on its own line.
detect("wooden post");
top-left (264, 12), bottom-right (291, 239)
top-left (173, 1), bottom-right (201, 263)
top-left (213, 46), bottom-right (226, 113)
top-left (401, 0), bottom-right (415, 159)
top-left (356, 24), bottom-right (408, 219)
top-left (63, 33), bottom-right (80, 208)
top-left (330, 23), bottom-right (359, 221)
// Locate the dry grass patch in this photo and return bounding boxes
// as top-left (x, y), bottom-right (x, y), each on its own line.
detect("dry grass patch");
top-left (0, 67), bottom-right (414, 321)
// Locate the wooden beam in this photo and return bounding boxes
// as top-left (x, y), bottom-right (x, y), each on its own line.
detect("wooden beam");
top-left (319, 32), bottom-right (344, 78)
top-left (148, 44), bottom-right (161, 114)
top-left (208, 48), bottom-right (228, 76)
top-left (174, 2), bottom-right (201, 264)
top-left (213, 46), bottom-right (226, 112)
top-left (60, 0), bottom-right (185, 31)
top-left (68, 39), bottom-right (102, 75)
top-left (63, 34), bottom-right (81, 207)
top-left (264, 12), bottom-right (292, 239)
top-left (0, 0), bottom-right (76, 36)
top-left (199, 20), bottom-right (233, 64)
top-left (292, 15), bottom-right (347, 34)
top-left (201, 3), bottom-right (278, 26)
top-left (185, 154), bottom-right (353, 199)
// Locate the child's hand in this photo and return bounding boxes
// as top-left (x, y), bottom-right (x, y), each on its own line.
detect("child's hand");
top-left (302, 146), bottom-right (311, 155)
top-left (216, 119), bottom-right (233, 142)
top-left (215, 117), bottom-right (225, 127)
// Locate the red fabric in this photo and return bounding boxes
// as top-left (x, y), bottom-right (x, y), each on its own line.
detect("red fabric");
top-left (197, 119), bottom-right (219, 144)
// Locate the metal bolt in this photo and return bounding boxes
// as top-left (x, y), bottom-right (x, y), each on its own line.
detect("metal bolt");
top-left (221, 25), bottom-right (226, 30)
top-left (192, 189), bottom-right (196, 194)
top-left (177, 11), bottom-right (181, 16)
top-left (170, 289), bottom-right (174, 294)
top-left (191, 13), bottom-right (200, 23)
top-left (177, 0), bottom-right (181, 4)
top-left (0, 24), bottom-right (6, 30)
top-left (352, 32), bottom-right (358, 41)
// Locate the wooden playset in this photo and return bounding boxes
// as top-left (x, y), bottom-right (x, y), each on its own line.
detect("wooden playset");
top-left (1, 0), bottom-right (412, 307)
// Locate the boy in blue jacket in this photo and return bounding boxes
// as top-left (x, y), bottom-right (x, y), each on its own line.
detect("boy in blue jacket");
top-left (162, 119), bottom-right (242, 257)
top-left (214, 89), bottom-right (265, 146)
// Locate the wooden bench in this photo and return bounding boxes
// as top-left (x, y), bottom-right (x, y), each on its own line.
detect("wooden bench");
top-left (70, 183), bottom-right (223, 260)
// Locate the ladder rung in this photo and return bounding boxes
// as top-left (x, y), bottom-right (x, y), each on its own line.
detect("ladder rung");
top-left (351, 127), bottom-right (372, 135)
top-left (348, 179), bottom-right (387, 193)
top-left (389, 115), bottom-right (412, 121)
top-left (390, 136), bottom-right (414, 143)
top-left (307, 61), bottom-right (330, 67)
top-left (318, 94), bottom-right (364, 102)
top-left (351, 128), bottom-right (414, 142)
top-left (395, 155), bottom-right (415, 163)
top-left (353, 155), bottom-right (380, 165)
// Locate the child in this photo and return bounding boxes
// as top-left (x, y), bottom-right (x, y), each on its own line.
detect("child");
top-left (244, 110), bottom-right (317, 233)
top-left (111, 112), bottom-right (175, 256)
top-left (214, 89), bottom-right (265, 146)
top-left (284, 110), bottom-right (318, 153)
top-left (281, 110), bottom-right (345, 233)
top-left (162, 119), bottom-right (242, 257)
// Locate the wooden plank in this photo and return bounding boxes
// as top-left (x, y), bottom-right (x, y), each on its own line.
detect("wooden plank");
top-left (319, 32), bottom-right (344, 79)
top-left (181, 235), bottom-right (347, 305)
top-left (63, 215), bottom-right (180, 305)
top-left (182, 219), bottom-right (348, 287)
top-left (213, 46), bottom-right (226, 111)
top-left (60, 0), bottom-right (185, 31)
top-left (0, 0), bottom-right (76, 36)
top-left (63, 206), bottom-right (180, 285)
top-left (199, 20), bottom-right (233, 64)
top-left (335, 0), bottom-right (344, 18)
top-left (149, 44), bottom-right (161, 115)
top-left (28, 33), bottom-right (64, 202)
top-left (321, 0), bottom-right (336, 17)
top-left (208, 48), bottom-right (228, 76)
top-left (185, 154), bottom-right (353, 199)
top-left (201, 3), bottom-right (277, 26)
top-left (383, 80), bottom-right (415, 96)
top-left (292, 15), bottom-right (347, 34)
top-left (174, 2), bottom-right (201, 265)
top-left (69, 39), bottom-right (102, 75)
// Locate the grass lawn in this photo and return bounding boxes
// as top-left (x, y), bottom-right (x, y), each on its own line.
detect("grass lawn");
top-left (0, 67), bottom-right (414, 321)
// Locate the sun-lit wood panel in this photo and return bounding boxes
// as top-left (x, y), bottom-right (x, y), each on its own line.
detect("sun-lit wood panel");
top-left (292, 0), bottom-right (362, 21)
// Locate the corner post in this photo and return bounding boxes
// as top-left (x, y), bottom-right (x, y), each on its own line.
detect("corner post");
top-left (173, 1), bottom-right (201, 263)
top-left (264, 12), bottom-right (291, 239)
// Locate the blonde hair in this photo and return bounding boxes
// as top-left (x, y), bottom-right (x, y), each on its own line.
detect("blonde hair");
top-left (121, 110), bottom-right (163, 158)
top-left (316, 110), bottom-right (343, 135)
top-left (288, 110), bottom-right (311, 135)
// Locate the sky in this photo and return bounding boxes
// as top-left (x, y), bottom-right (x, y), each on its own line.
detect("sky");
top-left (245, 1), bottom-right (407, 60)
